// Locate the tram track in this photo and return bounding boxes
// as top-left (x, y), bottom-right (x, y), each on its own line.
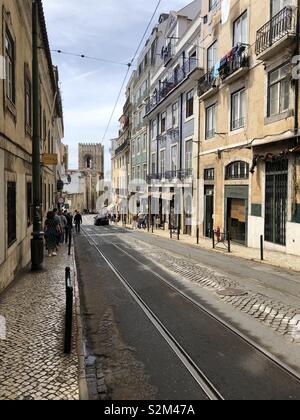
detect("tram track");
top-left (80, 225), bottom-right (300, 400)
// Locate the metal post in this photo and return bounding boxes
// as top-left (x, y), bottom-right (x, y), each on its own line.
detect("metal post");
top-left (151, 216), bottom-right (154, 234)
top-left (228, 231), bottom-right (231, 253)
top-left (31, 0), bottom-right (44, 271)
top-left (260, 235), bottom-right (264, 261)
top-left (212, 230), bottom-right (215, 249)
top-left (64, 267), bottom-right (73, 354)
top-left (177, 215), bottom-right (181, 241)
top-left (196, 227), bottom-right (199, 245)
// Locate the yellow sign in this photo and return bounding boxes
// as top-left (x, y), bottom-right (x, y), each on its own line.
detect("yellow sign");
top-left (43, 154), bottom-right (58, 166)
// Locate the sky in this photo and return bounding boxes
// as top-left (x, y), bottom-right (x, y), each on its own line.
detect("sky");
top-left (43, 0), bottom-right (190, 177)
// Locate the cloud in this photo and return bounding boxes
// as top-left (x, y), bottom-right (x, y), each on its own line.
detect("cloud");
top-left (43, 0), bottom-right (191, 171)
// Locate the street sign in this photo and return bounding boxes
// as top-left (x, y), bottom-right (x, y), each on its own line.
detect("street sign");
top-left (43, 153), bottom-right (58, 165)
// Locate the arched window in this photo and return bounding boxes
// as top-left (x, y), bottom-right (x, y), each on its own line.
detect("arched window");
top-left (86, 156), bottom-right (93, 169)
top-left (225, 161), bottom-right (249, 180)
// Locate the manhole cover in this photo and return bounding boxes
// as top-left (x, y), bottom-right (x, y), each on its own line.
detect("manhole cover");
top-left (217, 288), bottom-right (248, 297)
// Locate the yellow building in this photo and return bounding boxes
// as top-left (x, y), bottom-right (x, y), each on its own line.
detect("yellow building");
top-left (197, 0), bottom-right (300, 255)
top-left (0, 0), bottom-right (64, 292)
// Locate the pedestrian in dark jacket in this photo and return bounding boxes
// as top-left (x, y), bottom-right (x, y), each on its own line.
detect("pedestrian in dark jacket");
top-left (74, 211), bottom-right (83, 234)
top-left (64, 210), bottom-right (73, 243)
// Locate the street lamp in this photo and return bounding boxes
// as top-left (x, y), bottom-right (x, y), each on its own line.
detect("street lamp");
top-left (31, 0), bottom-right (44, 271)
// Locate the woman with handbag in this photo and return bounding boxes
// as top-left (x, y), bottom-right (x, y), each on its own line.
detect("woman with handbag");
top-left (44, 211), bottom-right (60, 257)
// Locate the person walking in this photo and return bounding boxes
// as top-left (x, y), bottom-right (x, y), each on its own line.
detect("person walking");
top-left (44, 211), bottom-right (60, 257)
top-left (64, 210), bottom-right (73, 243)
top-left (74, 211), bottom-right (83, 234)
top-left (58, 211), bottom-right (67, 244)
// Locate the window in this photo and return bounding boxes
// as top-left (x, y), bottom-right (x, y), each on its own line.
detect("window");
top-left (207, 41), bottom-right (218, 70)
top-left (233, 11), bottom-right (248, 46)
top-left (161, 112), bottom-right (167, 134)
top-left (137, 137), bottom-right (141, 155)
top-left (25, 72), bottom-right (32, 131)
top-left (186, 90), bottom-right (194, 118)
top-left (160, 150), bottom-right (166, 175)
top-left (151, 153), bottom-right (156, 174)
top-left (204, 168), bottom-right (215, 181)
top-left (7, 182), bottom-right (16, 247)
top-left (132, 167), bottom-right (136, 180)
top-left (132, 140), bottom-right (136, 157)
top-left (268, 63), bottom-right (289, 117)
top-left (143, 133), bottom-right (147, 152)
top-left (172, 102), bottom-right (179, 127)
top-left (225, 161), bottom-right (249, 180)
top-left (206, 104), bottom-right (216, 139)
top-left (5, 29), bottom-right (15, 104)
top-left (171, 145), bottom-right (178, 172)
top-left (143, 164), bottom-right (147, 181)
top-left (151, 119), bottom-right (157, 140)
top-left (137, 166), bottom-right (141, 180)
top-left (185, 140), bottom-right (193, 170)
top-left (231, 89), bottom-right (246, 130)
top-left (271, 0), bottom-right (285, 17)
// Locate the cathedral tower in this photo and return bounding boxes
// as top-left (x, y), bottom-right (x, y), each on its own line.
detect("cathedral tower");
top-left (78, 143), bottom-right (104, 175)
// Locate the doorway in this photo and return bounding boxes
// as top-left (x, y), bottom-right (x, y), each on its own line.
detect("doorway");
top-left (204, 186), bottom-right (214, 238)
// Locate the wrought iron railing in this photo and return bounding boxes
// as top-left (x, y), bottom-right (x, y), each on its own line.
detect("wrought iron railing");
top-left (146, 58), bottom-right (199, 114)
top-left (255, 6), bottom-right (296, 56)
top-left (231, 117), bottom-right (245, 131)
top-left (114, 139), bottom-right (129, 156)
top-left (163, 43), bottom-right (174, 65)
top-left (198, 69), bottom-right (216, 97)
top-left (147, 169), bottom-right (193, 184)
top-left (219, 44), bottom-right (249, 81)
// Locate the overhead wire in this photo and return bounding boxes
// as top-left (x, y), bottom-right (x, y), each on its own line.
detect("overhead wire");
top-left (101, 0), bottom-right (163, 143)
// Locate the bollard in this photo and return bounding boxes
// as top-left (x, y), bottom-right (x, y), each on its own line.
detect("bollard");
top-left (196, 227), bottom-right (200, 245)
top-left (212, 231), bottom-right (215, 249)
top-left (177, 225), bottom-right (180, 241)
top-left (151, 216), bottom-right (154, 234)
top-left (170, 226), bottom-right (173, 239)
top-left (68, 228), bottom-right (72, 256)
top-left (228, 232), bottom-right (231, 253)
top-left (64, 267), bottom-right (73, 354)
top-left (260, 235), bottom-right (264, 261)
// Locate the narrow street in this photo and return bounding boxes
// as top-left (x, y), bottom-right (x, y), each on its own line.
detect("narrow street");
top-left (75, 222), bottom-right (300, 400)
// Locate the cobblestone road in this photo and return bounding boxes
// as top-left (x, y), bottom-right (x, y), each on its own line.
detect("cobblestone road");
top-left (122, 236), bottom-right (300, 345)
top-left (0, 247), bottom-right (79, 400)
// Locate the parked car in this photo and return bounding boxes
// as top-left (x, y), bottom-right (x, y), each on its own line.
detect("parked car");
top-left (94, 214), bottom-right (110, 226)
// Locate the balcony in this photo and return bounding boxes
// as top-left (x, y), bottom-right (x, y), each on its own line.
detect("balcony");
top-left (145, 58), bottom-right (202, 115)
top-left (162, 43), bottom-right (174, 66)
top-left (219, 44), bottom-right (250, 84)
top-left (255, 6), bottom-right (297, 60)
top-left (114, 139), bottom-right (129, 156)
top-left (147, 169), bottom-right (193, 184)
top-left (198, 70), bottom-right (218, 100)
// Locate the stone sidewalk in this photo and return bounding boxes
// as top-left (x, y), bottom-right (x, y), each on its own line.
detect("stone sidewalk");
top-left (0, 245), bottom-right (80, 400)
top-left (117, 222), bottom-right (300, 273)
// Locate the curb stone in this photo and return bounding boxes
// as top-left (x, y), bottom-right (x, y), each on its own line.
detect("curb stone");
top-left (72, 242), bottom-right (89, 401)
